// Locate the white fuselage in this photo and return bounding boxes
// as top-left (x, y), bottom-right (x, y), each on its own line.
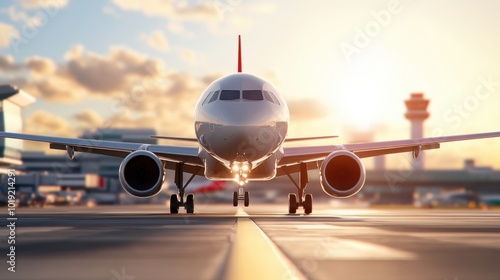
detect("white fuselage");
top-left (194, 73), bottom-right (289, 181)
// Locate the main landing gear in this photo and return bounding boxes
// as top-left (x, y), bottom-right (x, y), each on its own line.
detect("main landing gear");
top-left (170, 163), bottom-right (199, 214)
top-left (285, 162), bottom-right (313, 214)
top-left (232, 186), bottom-right (250, 207)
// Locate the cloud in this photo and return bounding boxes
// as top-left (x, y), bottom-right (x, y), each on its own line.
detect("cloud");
top-left (111, 0), bottom-right (218, 22)
top-left (0, 54), bottom-right (21, 71)
top-left (3, 5), bottom-right (45, 27)
top-left (25, 56), bottom-right (56, 75)
top-left (140, 29), bottom-right (169, 52)
top-left (20, 0), bottom-right (69, 9)
top-left (0, 53), bottom-right (81, 101)
top-left (73, 109), bottom-right (103, 129)
top-left (23, 109), bottom-right (74, 152)
top-left (63, 45), bottom-right (165, 95)
top-left (1, 45), bottom-right (168, 103)
top-left (25, 109), bottom-right (74, 136)
top-left (288, 99), bottom-right (330, 121)
top-left (22, 78), bottom-right (82, 102)
top-left (0, 22), bottom-right (19, 47)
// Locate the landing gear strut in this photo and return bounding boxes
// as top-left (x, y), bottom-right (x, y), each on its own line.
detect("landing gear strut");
top-left (170, 163), bottom-right (198, 214)
top-left (285, 163), bottom-right (313, 214)
top-left (233, 186), bottom-right (250, 207)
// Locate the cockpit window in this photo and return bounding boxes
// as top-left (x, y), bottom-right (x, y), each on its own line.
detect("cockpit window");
top-left (208, 90), bottom-right (219, 103)
top-left (220, 90), bottom-right (240, 100)
top-left (268, 91), bottom-right (281, 105)
top-left (242, 90), bottom-right (263, 101)
top-left (263, 91), bottom-right (274, 103)
top-left (202, 91), bottom-right (213, 105)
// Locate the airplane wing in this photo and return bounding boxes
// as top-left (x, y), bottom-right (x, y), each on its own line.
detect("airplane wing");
top-left (278, 131), bottom-right (500, 173)
top-left (0, 132), bottom-right (202, 173)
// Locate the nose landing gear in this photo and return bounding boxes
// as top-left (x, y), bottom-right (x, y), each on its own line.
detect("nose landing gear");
top-left (233, 186), bottom-right (250, 207)
top-left (231, 161), bottom-right (251, 207)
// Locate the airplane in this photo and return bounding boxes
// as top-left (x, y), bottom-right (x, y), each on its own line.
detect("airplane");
top-left (2, 35), bottom-right (500, 214)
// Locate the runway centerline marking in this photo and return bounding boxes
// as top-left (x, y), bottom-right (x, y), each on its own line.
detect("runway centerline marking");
top-left (226, 209), bottom-right (305, 280)
top-left (235, 207), bottom-right (249, 217)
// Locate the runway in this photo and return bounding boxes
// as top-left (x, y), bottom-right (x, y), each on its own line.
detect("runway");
top-left (1, 203), bottom-right (500, 280)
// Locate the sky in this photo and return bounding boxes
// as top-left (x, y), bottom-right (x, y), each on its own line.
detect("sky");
top-left (1, 0), bottom-right (500, 170)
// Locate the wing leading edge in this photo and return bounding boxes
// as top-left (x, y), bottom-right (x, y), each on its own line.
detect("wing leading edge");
top-left (279, 131), bottom-right (500, 167)
top-left (0, 132), bottom-right (202, 173)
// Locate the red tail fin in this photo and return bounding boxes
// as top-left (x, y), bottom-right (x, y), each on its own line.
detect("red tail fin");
top-left (237, 35), bottom-right (242, 73)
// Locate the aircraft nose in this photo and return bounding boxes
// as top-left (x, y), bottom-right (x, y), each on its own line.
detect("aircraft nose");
top-left (218, 103), bottom-right (272, 126)
top-left (209, 125), bottom-right (277, 163)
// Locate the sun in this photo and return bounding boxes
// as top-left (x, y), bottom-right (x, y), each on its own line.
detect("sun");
top-left (329, 51), bottom-right (395, 131)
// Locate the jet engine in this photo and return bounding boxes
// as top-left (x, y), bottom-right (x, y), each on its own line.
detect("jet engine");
top-left (119, 150), bottom-right (164, 197)
top-left (320, 150), bottom-right (366, 198)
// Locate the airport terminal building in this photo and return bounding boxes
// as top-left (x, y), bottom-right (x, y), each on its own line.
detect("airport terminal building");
top-left (0, 85), bottom-right (35, 175)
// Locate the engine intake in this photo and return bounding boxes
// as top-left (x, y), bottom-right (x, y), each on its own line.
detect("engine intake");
top-left (320, 150), bottom-right (366, 198)
top-left (119, 150), bottom-right (164, 197)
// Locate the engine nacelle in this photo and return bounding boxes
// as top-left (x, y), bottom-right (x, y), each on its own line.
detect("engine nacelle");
top-left (320, 150), bottom-right (366, 198)
top-left (119, 150), bottom-right (164, 197)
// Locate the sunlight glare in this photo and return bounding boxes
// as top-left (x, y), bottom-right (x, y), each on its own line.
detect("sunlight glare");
top-left (332, 51), bottom-right (395, 131)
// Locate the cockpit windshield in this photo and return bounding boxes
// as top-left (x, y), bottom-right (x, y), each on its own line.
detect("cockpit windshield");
top-left (220, 90), bottom-right (240, 100)
top-left (208, 91), bottom-right (219, 103)
top-left (204, 89), bottom-right (277, 104)
top-left (263, 91), bottom-right (274, 103)
top-left (242, 90), bottom-right (263, 101)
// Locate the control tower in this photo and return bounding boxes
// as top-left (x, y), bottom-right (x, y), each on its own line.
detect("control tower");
top-left (405, 93), bottom-right (430, 170)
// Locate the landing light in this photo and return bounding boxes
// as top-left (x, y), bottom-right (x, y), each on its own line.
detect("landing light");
top-left (231, 161), bottom-right (251, 185)
top-left (242, 163), bottom-right (249, 171)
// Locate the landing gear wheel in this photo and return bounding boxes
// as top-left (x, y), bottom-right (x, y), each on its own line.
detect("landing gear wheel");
top-left (170, 194), bottom-right (179, 214)
top-left (288, 193), bottom-right (297, 214)
top-left (304, 193), bottom-right (313, 214)
top-left (185, 194), bottom-right (194, 214)
top-left (233, 191), bottom-right (238, 207)
top-left (244, 191), bottom-right (250, 207)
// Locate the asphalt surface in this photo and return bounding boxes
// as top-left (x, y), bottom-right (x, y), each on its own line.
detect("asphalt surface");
top-left (1, 203), bottom-right (500, 280)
